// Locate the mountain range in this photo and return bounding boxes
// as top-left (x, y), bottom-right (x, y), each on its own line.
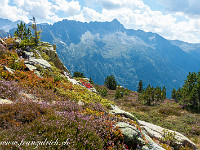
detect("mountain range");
top-left (0, 18), bottom-right (20, 32)
top-left (4, 18), bottom-right (200, 97)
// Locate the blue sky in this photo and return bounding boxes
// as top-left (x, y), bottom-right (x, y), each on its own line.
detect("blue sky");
top-left (0, 0), bottom-right (200, 43)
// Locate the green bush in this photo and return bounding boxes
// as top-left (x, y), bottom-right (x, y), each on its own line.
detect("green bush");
top-left (99, 87), bottom-right (108, 97)
top-left (115, 89), bottom-right (122, 99)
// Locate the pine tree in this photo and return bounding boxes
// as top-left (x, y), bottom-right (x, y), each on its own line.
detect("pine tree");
top-left (162, 86), bottom-right (166, 100)
top-left (104, 75), bottom-right (117, 90)
top-left (89, 77), bottom-right (94, 84)
top-left (14, 21), bottom-right (29, 40)
top-left (30, 17), bottom-right (41, 46)
top-left (137, 80), bottom-right (143, 93)
top-left (171, 88), bottom-right (177, 100)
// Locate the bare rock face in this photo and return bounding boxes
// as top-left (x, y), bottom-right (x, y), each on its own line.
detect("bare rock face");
top-left (109, 104), bottom-right (139, 122)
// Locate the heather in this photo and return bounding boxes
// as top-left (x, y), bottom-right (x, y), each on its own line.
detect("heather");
top-left (0, 47), bottom-right (127, 149)
top-left (0, 80), bottom-right (20, 100)
top-left (0, 101), bottom-right (125, 149)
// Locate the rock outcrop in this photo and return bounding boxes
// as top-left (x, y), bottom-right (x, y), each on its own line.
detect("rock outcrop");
top-left (139, 120), bottom-right (198, 150)
top-left (39, 42), bottom-right (69, 73)
top-left (109, 104), bottom-right (198, 150)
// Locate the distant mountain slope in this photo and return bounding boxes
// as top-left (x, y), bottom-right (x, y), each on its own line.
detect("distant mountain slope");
top-left (36, 19), bottom-right (200, 97)
top-left (0, 18), bottom-right (20, 32)
top-left (0, 29), bottom-right (7, 38)
top-left (170, 40), bottom-right (200, 60)
top-left (6, 19), bottom-right (200, 97)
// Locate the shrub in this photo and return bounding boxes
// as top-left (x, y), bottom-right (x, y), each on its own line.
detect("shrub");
top-left (99, 87), bottom-right (108, 97)
top-left (0, 102), bottom-right (49, 129)
top-left (158, 107), bottom-right (181, 116)
top-left (115, 89), bottom-right (122, 99)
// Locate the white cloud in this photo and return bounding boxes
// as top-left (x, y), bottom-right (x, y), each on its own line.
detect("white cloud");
top-left (82, 0), bottom-right (200, 43)
top-left (0, 0), bottom-right (200, 43)
top-left (0, 0), bottom-right (29, 22)
top-left (54, 0), bottom-right (81, 15)
top-left (24, 0), bottom-right (54, 19)
top-left (97, 0), bottom-right (122, 10)
top-left (69, 7), bottom-right (103, 22)
top-left (158, 0), bottom-right (200, 17)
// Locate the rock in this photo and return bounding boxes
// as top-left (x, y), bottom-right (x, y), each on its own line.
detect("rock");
top-left (24, 51), bottom-right (34, 59)
top-left (4, 66), bottom-right (14, 74)
top-left (34, 70), bottom-right (42, 77)
top-left (139, 120), bottom-right (198, 150)
top-left (115, 122), bottom-right (139, 142)
top-left (115, 122), bottom-right (164, 150)
top-left (41, 43), bottom-right (69, 72)
top-left (88, 87), bottom-right (97, 93)
top-left (78, 100), bottom-right (84, 106)
top-left (29, 58), bottom-right (51, 68)
top-left (142, 132), bottom-right (165, 150)
top-left (15, 37), bottom-right (21, 45)
top-left (0, 99), bottom-right (13, 104)
top-left (65, 75), bottom-right (80, 85)
top-left (25, 64), bottom-right (36, 71)
top-left (109, 104), bottom-right (139, 124)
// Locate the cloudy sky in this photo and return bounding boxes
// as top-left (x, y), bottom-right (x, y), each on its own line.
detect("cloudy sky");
top-left (1, 0), bottom-right (200, 43)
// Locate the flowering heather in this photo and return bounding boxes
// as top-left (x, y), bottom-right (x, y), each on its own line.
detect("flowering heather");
top-left (0, 106), bottom-right (126, 149)
top-left (0, 80), bottom-right (20, 100)
top-left (0, 102), bottom-right (50, 129)
top-left (0, 48), bottom-right (129, 149)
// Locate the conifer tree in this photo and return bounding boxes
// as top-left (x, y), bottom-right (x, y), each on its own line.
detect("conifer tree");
top-left (104, 75), bottom-right (117, 90)
top-left (137, 80), bottom-right (143, 93)
top-left (162, 86), bottom-right (166, 100)
top-left (14, 21), bottom-right (30, 40)
top-left (171, 88), bottom-right (177, 100)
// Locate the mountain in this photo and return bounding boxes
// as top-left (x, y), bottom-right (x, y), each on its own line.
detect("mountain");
top-left (0, 18), bottom-right (20, 32)
top-left (6, 18), bottom-right (200, 97)
top-left (0, 29), bottom-right (7, 38)
top-left (170, 40), bottom-right (200, 60)
top-left (31, 19), bottom-right (200, 97)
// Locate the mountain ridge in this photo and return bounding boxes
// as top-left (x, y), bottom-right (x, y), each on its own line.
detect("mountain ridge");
top-left (3, 18), bottom-right (200, 97)
top-left (36, 19), bottom-right (200, 97)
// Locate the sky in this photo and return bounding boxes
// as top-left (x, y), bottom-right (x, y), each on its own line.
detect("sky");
top-left (0, 0), bottom-right (200, 43)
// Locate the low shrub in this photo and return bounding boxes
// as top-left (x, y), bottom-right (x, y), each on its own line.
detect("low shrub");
top-left (158, 107), bottom-right (181, 116)
top-left (0, 102), bottom-right (50, 129)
